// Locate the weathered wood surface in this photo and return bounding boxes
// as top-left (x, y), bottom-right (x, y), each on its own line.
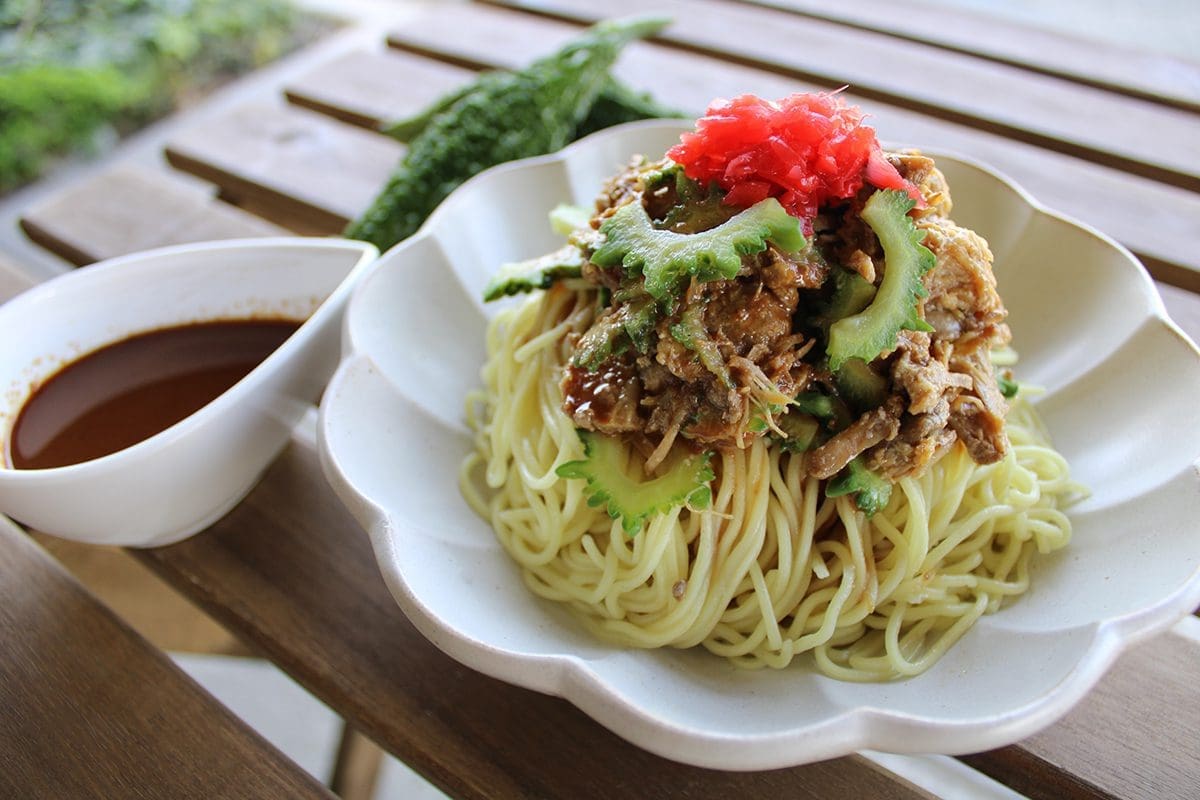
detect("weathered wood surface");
top-left (452, 2), bottom-right (1200, 288)
top-left (135, 438), bottom-right (938, 800)
top-left (9, 1), bottom-right (1200, 797)
top-left (165, 102), bottom-right (403, 232)
top-left (487, 0), bottom-right (1200, 189)
top-left (0, 253), bottom-right (35, 300)
top-left (0, 517), bottom-right (334, 800)
top-left (135, 427), bottom-right (1200, 800)
top-left (284, 48), bottom-right (473, 128)
top-left (19, 165), bottom-right (287, 266)
top-left (298, 4), bottom-right (1200, 291)
top-left (708, 0), bottom-right (1200, 111)
top-left (963, 630), bottom-right (1200, 799)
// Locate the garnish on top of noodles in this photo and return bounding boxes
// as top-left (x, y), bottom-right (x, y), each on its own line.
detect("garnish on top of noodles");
top-left (666, 92), bottom-right (923, 230)
top-left (485, 91), bottom-right (1013, 530)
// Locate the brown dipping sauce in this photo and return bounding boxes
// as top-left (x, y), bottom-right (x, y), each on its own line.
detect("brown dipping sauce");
top-left (7, 318), bottom-right (301, 470)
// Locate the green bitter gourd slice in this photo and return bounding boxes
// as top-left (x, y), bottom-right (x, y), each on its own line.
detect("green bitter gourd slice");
top-left (591, 196), bottom-right (806, 303)
top-left (826, 190), bottom-right (935, 370)
top-left (556, 430), bottom-right (714, 535)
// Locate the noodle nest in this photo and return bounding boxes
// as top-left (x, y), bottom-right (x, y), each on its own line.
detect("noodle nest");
top-left (461, 286), bottom-right (1082, 680)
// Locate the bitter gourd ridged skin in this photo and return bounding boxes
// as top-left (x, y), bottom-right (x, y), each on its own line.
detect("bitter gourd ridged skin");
top-left (481, 245), bottom-right (585, 302)
top-left (384, 76), bottom-right (685, 144)
top-left (826, 189), bottom-right (935, 370)
top-left (344, 17), bottom-right (670, 251)
top-left (574, 78), bottom-right (689, 138)
top-left (556, 430), bottom-right (714, 536)
top-left (590, 196), bottom-right (807, 302)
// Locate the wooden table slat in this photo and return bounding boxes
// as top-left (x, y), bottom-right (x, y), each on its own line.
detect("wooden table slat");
top-left (962, 630), bottom-right (1200, 799)
top-left (1159, 283), bottom-right (1200, 339)
top-left (283, 48), bottom-right (474, 130)
top-left (377, 4), bottom-right (1200, 289)
top-left (164, 102), bottom-right (403, 232)
top-left (11, 2), bottom-right (1200, 796)
top-left (136, 426), bottom-right (1200, 800)
top-left (0, 518), bottom-right (334, 799)
top-left (485, 0), bottom-right (1200, 190)
top-left (138, 434), bottom-right (939, 800)
top-left (735, 0), bottom-right (1200, 112)
top-left (18, 165), bottom-right (288, 267)
top-left (19, 6), bottom-right (1193, 288)
top-left (0, 253), bottom-right (36, 300)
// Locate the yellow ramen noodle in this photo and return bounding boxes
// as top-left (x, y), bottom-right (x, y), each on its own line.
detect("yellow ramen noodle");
top-left (461, 286), bottom-right (1080, 680)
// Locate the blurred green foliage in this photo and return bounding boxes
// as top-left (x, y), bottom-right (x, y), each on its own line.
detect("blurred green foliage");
top-left (0, 0), bottom-right (321, 193)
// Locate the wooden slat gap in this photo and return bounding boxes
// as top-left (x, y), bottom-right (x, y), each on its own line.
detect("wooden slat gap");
top-left (382, 37), bottom-right (499, 74)
top-left (283, 88), bottom-right (381, 130)
top-left (958, 747), bottom-right (1116, 800)
top-left (131, 440), bottom-right (938, 800)
top-left (729, 0), bottom-right (1200, 114)
top-left (1135, 253), bottom-right (1200, 296)
top-left (0, 522), bottom-right (333, 799)
top-left (18, 164), bottom-right (289, 266)
top-left (18, 218), bottom-right (95, 268)
top-left (131, 543), bottom-right (497, 800)
top-left (165, 148), bottom-right (348, 233)
top-left (214, 188), bottom-right (342, 237)
top-left (477, 0), bottom-right (1200, 194)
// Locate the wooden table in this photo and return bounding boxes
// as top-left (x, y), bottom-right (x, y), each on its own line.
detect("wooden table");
top-left (7, 2), bottom-right (1200, 797)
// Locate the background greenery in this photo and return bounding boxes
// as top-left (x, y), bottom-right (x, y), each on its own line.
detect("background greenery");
top-left (0, 0), bottom-right (326, 193)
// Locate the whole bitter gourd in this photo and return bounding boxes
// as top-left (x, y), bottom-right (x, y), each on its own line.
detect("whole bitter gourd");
top-left (345, 16), bottom-right (670, 251)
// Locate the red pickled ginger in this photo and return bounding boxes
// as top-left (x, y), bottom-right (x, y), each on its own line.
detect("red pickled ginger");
top-left (667, 92), bottom-right (921, 231)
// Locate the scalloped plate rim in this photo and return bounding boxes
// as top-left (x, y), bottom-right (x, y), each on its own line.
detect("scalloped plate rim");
top-left (317, 119), bottom-right (1200, 770)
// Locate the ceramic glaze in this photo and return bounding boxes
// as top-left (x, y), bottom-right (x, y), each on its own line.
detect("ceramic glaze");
top-left (318, 121), bottom-right (1200, 769)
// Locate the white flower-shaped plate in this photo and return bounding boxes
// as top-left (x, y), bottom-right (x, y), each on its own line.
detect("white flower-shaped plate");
top-left (317, 120), bottom-right (1200, 770)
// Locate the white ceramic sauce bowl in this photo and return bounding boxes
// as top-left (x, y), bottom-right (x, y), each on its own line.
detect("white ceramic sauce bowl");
top-left (0, 237), bottom-right (376, 547)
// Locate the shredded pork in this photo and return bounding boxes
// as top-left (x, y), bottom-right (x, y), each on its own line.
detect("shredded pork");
top-left (562, 150), bottom-right (1012, 481)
